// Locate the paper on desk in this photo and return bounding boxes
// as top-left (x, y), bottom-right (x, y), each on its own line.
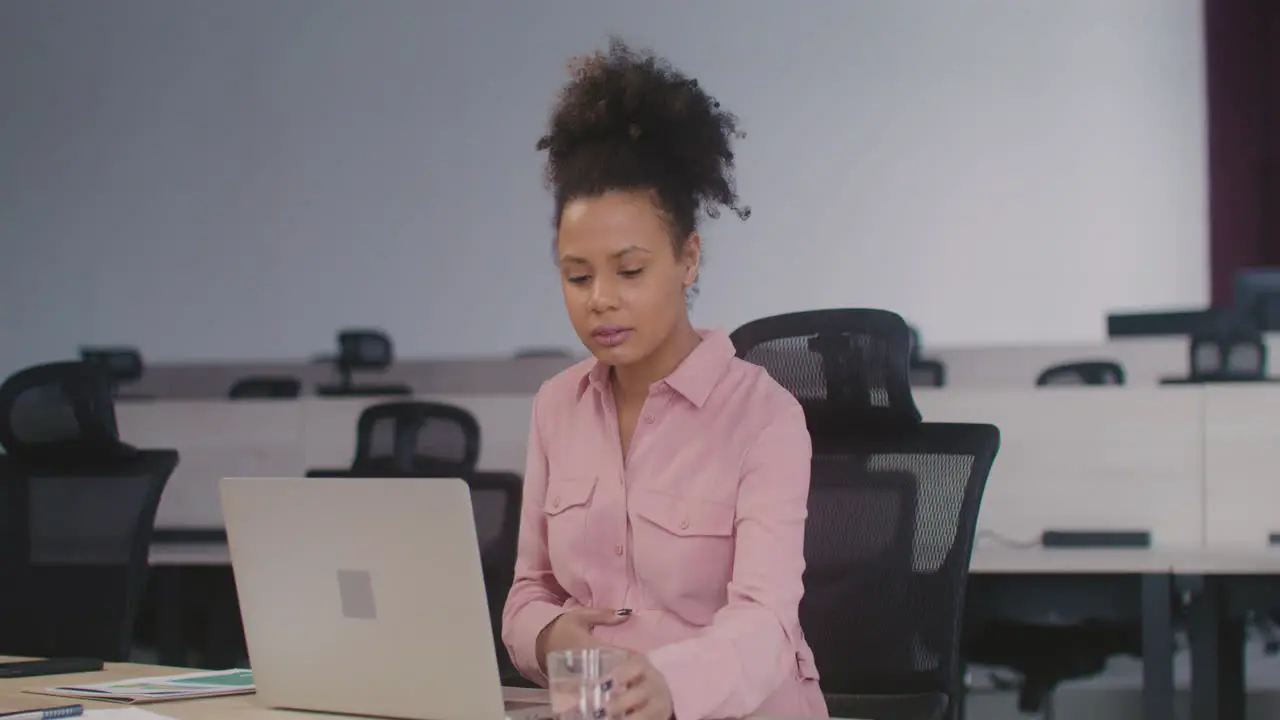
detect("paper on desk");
top-left (28, 668), bottom-right (254, 704)
top-left (84, 710), bottom-right (178, 720)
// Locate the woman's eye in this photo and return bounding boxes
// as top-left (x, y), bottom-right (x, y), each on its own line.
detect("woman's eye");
top-left (620, 268), bottom-right (644, 278)
top-left (567, 275), bottom-right (591, 285)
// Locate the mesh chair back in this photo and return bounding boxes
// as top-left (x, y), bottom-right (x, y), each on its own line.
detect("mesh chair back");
top-left (732, 309), bottom-right (998, 705)
top-left (1036, 361), bottom-right (1126, 387)
top-left (1189, 327), bottom-right (1267, 381)
top-left (802, 428), bottom-right (995, 697)
top-left (351, 401), bottom-right (481, 476)
top-left (0, 362), bottom-right (178, 659)
top-left (731, 310), bottom-right (922, 432)
top-left (228, 376), bottom-right (302, 399)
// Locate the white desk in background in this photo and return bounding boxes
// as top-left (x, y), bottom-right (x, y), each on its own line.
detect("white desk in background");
top-left (123, 333), bottom-right (1280, 395)
top-left (1202, 385), bottom-right (1280, 550)
top-left (116, 395), bottom-right (533, 532)
top-left (915, 387), bottom-right (1206, 548)
top-left (1183, 385), bottom-right (1280, 720)
top-left (124, 387), bottom-right (1208, 553)
top-left (129, 383), bottom-right (1280, 720)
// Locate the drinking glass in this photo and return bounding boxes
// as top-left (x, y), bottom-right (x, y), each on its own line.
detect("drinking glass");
top-left (546, 647), bottom-right (628, 720)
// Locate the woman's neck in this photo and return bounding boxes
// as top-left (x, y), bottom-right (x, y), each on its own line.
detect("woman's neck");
top-left (611, 321), bottom-right (702, 405)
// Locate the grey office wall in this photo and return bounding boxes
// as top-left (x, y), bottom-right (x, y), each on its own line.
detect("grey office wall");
top-left (0, 0), bottom-right (1207, 376)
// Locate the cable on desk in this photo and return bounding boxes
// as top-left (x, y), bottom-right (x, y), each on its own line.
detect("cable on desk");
top-left (975, 529), bottom-right (1042, 549)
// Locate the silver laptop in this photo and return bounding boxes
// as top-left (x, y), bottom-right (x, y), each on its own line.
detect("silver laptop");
top-left (220, 476), bottom-right (552, 720)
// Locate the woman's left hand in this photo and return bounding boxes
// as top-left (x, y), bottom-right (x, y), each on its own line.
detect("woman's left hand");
top-left (605, 653), bottom-right (674, 720)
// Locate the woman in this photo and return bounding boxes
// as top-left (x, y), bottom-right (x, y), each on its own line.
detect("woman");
top-left (501, 39), bottom-right (826, 720)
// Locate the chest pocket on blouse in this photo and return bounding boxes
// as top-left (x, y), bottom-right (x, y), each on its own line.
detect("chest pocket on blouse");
top-left (630, 489), bottom-right (736, 624)
top-left (544, 477), bottom-right (598, 595)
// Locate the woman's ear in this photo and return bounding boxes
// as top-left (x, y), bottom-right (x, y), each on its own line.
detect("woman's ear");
top-left (681, 233), bottom-right (702, 288)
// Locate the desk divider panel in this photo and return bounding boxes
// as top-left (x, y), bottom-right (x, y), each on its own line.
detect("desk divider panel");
top-left (915, 388), bottom-right (1206, 548)
top-left (1203, 385), bottom-right (1280, 549)
top-left (116, 386), bottom-right (1280, 555)
top-left (117, 400), bottom-right (307, 529)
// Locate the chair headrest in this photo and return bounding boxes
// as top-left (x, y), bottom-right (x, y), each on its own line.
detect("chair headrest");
top-left (730, 309), bottom-right (922, 431)
top-left (0, 361), bottom-right (132, 462)
top-left (1036, 360), bottom-right (1126, 387)
top-left (1190, 325), bottom-right (1267, 380)
top-left (79, 346), bottom-right (144, 384)
top-left (337, 329), bottom-right (394, 371)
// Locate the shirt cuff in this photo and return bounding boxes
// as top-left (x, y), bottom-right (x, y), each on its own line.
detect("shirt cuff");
top-left (507, 600), bottom-right (567, 686)
top-left (648, 640), bottom-right (734, 720)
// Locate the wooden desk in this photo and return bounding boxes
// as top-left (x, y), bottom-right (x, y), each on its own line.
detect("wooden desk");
top-left (148, 542), bottom-right (1201, 574)
top-left (0, 660), bottom-right (262, 718)
top-left (0, 659), bottom-right (842, 719)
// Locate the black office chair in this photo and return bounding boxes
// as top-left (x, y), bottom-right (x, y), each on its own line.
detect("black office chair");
top-left (732, 309), bottom-right (999, 720)
top-left (79, 346), bottom-right (149, 400)
top-left (315, 329), bottom-right (413, 397)
top-left (307, 401), bottom-right (481, 478)
top-left (0, 361), bottom-right (179, 661)
top-left (463, 472), bottom-right (525, 685)
top-left (1036, 361), bottom-right (1126, 386)
top-left (227, 376), bottom-right (302, 399)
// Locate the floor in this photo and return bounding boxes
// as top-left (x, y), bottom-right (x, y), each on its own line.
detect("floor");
top-left (966, 632), bottom-right (1280, 719)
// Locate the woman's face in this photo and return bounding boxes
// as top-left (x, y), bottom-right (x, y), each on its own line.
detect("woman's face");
top-left (556, 190), bottom-right (700, 369)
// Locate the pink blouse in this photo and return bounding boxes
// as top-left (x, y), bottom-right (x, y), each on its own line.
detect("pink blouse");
top-left (501, 330), bottom-right (827, 720)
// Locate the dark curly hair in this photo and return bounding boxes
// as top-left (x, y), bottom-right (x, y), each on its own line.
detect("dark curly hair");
top-left (537, 38), bottom-right (750, 255)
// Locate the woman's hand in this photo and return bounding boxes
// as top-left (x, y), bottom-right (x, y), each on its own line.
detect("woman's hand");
top-left (536, 607), bottom-right (631, 670)
top-left (606, 653), bottom-right (674, 720)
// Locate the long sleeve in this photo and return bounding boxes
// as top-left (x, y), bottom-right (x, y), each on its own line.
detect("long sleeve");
top-left (501, 391), bottom-right (570, 685)
top-left (647, 402), bottom-right (812, 720)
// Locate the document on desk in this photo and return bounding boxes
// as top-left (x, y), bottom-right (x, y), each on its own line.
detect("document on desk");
top-left (26, 669), bottom-right (254, 704)
top-left (84, 710), bottom-right (178, 720)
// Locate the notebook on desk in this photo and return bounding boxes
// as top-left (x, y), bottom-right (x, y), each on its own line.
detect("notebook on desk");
top-left (220, 476), bottom-right (553, 720)
top-left (28, 669), bottom-right (254, 704)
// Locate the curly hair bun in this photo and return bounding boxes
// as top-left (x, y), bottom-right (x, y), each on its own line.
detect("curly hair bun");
top-left (538, 37), bottom-right (750, 237)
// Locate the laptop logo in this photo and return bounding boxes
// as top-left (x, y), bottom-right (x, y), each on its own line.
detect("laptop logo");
top-left (337, 569), bottom-right (377, 619)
